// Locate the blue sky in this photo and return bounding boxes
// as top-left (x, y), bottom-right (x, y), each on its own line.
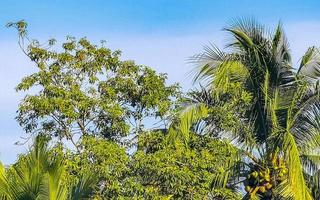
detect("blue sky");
top-left (1, 0), bottom-right (320, 164)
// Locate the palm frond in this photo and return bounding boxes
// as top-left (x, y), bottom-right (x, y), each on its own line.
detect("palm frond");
top-left (167, 103), bottom-right (208, 145)
top-left (70, 173), bottom-right (97, 200)
top-left (190, 44), bottom-right (226, 85)
top-left (298, 46), bottom-right (320, 81)
top-left (278, 131), bottom-right (313, 200)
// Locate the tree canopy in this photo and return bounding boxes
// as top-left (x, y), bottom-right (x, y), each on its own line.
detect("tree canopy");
top-left (9, 21), bottom-right (180, 150)
top-left (2, 19), bottom-right (320, 200)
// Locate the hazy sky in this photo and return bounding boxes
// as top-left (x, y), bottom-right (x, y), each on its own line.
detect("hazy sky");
top-left (1, 0), bottom-right (320, 164)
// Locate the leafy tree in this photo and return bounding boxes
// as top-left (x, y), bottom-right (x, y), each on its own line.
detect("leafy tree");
top-left (170, 19), bottom-right (320, 199)
top-left (7, 21), bottom-right (180, 150)
top-left (131, 131), bottom-right (241, 199)
top-left (66, 136), bottom-right (130, 199)
top-left (64, 131), bottom-right (240, 199)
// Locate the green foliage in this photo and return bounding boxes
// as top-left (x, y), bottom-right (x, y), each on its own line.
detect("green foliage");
top-left (131, 132), bottom-right (241, 199)
top-left (7, 19), bottom-right (320, 199)
top-left (0, 136), bottom-right (96, 200)
top-left (66, 136), bottom-right (129, 198)
top-left (5, 21), bottom-right (238, 199)
top-left (62, 132), bottom-right (240, 199)
top-left (10, 21), bottom-right (180, 148)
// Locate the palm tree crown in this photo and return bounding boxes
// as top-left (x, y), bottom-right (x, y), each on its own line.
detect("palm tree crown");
top-left (171, 19), bottom-right (320, 199)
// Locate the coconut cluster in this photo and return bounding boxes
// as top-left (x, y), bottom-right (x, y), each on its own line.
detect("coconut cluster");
top-left (244, 156), bottom-right (288, 198)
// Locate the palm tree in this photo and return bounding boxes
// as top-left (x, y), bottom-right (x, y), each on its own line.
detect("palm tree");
top-left (169, 19), bottom-right (320, 199)
top-left (0, 136), bottom-right (96, 200)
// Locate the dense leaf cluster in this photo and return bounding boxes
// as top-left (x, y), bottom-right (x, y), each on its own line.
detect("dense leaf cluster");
top-left (15, 34), bottom-right (180, 145)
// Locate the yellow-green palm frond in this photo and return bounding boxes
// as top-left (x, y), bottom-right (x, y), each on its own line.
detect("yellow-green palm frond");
top-left (167, 103), bottom-right (208, 146)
